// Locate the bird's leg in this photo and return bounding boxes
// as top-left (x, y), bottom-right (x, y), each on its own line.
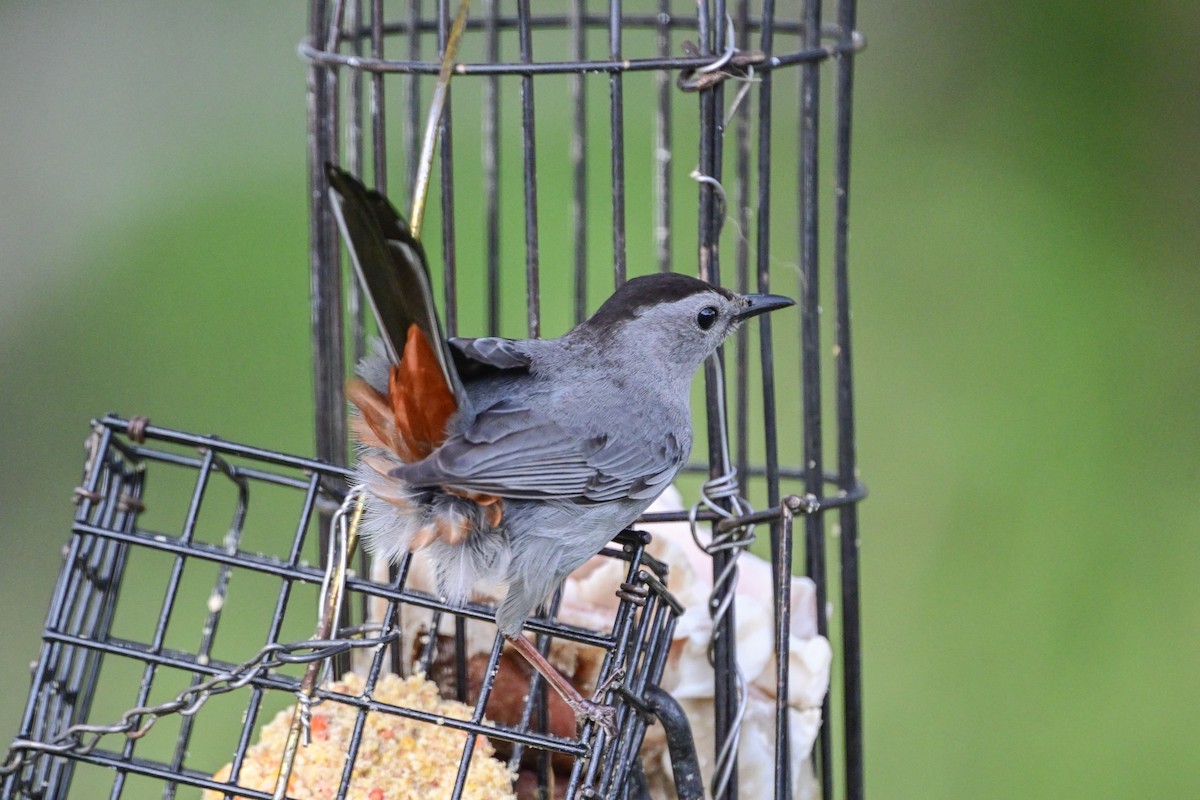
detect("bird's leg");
top-left (505, 634), bottom-right (618, 737)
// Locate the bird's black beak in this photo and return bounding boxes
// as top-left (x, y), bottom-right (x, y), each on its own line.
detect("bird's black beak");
top-left (733, 293), bottom-right (795, 321)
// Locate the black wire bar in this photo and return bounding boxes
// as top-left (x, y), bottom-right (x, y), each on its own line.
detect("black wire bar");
top-left (300, 2), bottom-right (867, 799)
top-left (298, 24), bottom-right (863, 76)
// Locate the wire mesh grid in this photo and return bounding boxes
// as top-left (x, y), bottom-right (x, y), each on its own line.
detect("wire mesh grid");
top-left (303, 1), bottom-right (866, 799)
top-left (3, 416), bottom-right (681, 799)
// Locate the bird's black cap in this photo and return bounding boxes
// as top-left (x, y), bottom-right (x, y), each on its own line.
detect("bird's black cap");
top-left (586, 273), bottom-right (737, 329)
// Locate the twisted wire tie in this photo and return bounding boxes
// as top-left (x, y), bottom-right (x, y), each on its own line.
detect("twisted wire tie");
top-left (689, 468), bottom-right (754, 800)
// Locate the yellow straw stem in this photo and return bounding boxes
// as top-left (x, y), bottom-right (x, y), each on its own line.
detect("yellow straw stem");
top-left (410, 0), bottom-right (473, 239)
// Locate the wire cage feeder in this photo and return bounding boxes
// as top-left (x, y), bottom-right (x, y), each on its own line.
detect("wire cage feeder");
top-left (3, 2), bottom-right (866, 800)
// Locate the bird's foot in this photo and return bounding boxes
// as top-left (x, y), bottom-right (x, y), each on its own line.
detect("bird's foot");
top-left (569, 697), bottom-right (618, 739)
top-left (571, 667), bottom-right (625, 737)
top-left (504, 633), bottom-right (622, 737)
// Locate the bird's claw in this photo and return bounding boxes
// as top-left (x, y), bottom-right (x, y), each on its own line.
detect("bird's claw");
top-left (573, 667), bottom-right (624, 737)
top-left (592, 666), bottom-right (626, 702)
top-left (574, 698), bottom-right (618, 738)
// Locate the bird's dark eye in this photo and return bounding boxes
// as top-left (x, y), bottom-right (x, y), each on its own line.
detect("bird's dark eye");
top-left (696, 305), bottom-right (719, 330)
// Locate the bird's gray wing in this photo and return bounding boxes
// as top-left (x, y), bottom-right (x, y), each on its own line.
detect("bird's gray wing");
top-left (448, 337), bottom-right (532, 379)
top-left (581, 430), bottom-right (685, 501)
top-left (391, 400), bottom-right (684, 502)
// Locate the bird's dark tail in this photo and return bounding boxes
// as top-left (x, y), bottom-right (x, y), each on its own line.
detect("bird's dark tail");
top-left (327, 164), bottom-right (504, 556)
top-left (326, 164), bottom-right (469, 461)
top-left (325, 164), bottom-right (468, 408)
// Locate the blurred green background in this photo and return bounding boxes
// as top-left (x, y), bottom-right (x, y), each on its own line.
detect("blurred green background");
top-left (2, 2), bottom-right (1198, 798)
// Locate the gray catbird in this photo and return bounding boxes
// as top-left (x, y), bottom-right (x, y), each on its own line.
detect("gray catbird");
top-left (326, 165), bottom-right (794, 732)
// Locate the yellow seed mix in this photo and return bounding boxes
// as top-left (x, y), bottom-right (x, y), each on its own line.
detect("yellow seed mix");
top-left (204, 672), bottom-right (515, 800)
